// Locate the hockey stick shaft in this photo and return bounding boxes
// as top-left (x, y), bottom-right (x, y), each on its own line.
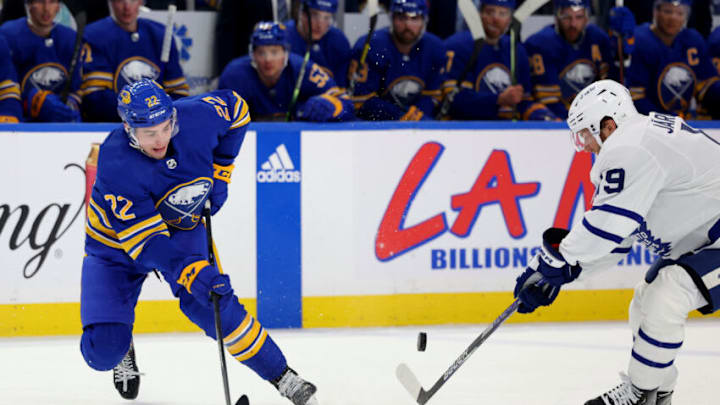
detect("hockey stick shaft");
top-left (614, 0), bottom-right (625, 84)
top-left (203, 201), bottom-right (233, 405)
top-left (160, 4), bottom-right (177, 63)
top-left (347, 12), bottom-right (378, 97)
top-left (60, 10), bottom-right (86, 103)
top-left (396, 299), bottom-right (521, 404)
top-left (286, 6), bottom-right (313, 121)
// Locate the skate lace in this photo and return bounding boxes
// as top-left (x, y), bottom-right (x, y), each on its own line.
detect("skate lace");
top-left (113, 352), bottom-right (143, 392)
top-left (600, 373), bottom-right (643, 405)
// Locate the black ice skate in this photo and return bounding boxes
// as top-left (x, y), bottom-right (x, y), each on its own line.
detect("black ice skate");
top-left (272, 367), bottom-right (319, 405)
top-left (113, 342), bottom-right (143, 400)
top-left (585, 373), bottom-right (659, 405)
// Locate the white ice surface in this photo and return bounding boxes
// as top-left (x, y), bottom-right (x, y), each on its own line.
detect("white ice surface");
top-left (1, 320), bottom-right (718, 405)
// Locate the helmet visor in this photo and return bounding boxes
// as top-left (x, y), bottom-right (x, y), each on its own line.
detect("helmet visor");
top-left (571, 128), bottom-right (593, 152)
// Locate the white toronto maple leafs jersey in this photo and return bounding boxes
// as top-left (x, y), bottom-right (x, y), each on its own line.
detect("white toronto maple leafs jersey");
top-left (560, 112), bottom-right (720, 269)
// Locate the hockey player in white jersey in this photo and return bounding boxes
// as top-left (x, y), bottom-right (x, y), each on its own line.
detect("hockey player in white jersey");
top-left (513, 79), bottom-right (720, 405)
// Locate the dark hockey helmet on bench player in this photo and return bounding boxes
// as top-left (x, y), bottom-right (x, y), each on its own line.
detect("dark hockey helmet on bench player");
top-left (302, 0), bottom-right (338, 14)
top-left (117, 79), bottom-right (178, 150)
top-left (390, 0), bottom-right (428, 17)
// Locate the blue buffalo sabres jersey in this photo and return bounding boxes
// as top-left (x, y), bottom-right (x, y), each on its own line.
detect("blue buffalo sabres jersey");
top-left (80, 17), bottom-right (189, 122)
top-left (218, 53), bottom-right (353, 121)
top-left (0, 18), bottom-right (81, 121)
top-left (285, 20), bottom-right (351, 88)
top-left (628, 23), bottom-right (720, 118)
top-left (524, 24), bottom-right (613, 119)
top-left (706, 25), bottom-right (720, 77)
top-left (0, 34), bottom-right (22, 122)
top-left (444, 31), bottom-right (554, 120)
top-left (349, 28), bottom-right (446, 120)
top-left (84, 90), bottom-right (249, 270)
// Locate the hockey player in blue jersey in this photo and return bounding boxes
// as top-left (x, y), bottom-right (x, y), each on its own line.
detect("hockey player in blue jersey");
top-left (80, 79), bottom-right (319, 405)
top-left (0, 0), bottom-right (81, 122)
top-left (0, 34), bottom-right (22, 122)
top-left (514, 79), bottom-right (720, 404)
top-left (79, 0), bottom-right (189, 122)
top-left (219, 21), bottom-right (354, 122)
top-left (348, 0), bottom-right (446, 121)
top-left (524, 0), bottom-right (633, 119)
top-left (627, 0), bottom-right (720, 119)
top-left (443, 0), bottom-right (556, 120)
top-left (285, 0), bottom-right (352, 88)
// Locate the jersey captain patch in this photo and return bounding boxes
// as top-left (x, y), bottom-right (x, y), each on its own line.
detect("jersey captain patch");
top-left (157, 177), bottom-right (212, 230)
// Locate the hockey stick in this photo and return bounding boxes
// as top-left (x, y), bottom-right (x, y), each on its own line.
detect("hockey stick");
top-left (396, 299), bottom-right (521, 404)
top-left (203, 201), bottom-right (250, 405)
top-left (347, 0), bottom-right (379, 97)
top-left (435, 0), bottom-right (485, 119)
top-left (160, 4), bottom-right (177, 63)
top-left (614, 0), bottom-right (625, 84)
top-left (60, 10), bottom-right (86, 103)
top-left (286, 5), bottom-right (314, 122)
top-left (508, 0), bottom-right (550, 119)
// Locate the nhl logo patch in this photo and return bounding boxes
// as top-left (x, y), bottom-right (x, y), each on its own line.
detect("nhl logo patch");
top-left (166, 158), bottom-right (177, 169)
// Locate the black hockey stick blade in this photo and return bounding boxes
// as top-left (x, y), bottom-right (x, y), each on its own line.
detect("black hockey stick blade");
top-left (235, 394), bottom-right (250, 405)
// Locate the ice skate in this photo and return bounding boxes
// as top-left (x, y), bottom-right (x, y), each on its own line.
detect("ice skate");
top-left (113, 342), bottom-right (143, 400)
top-left (272, 367), bottom-right (319, 405)
top-left (585, 373), bottom-right (658, 405)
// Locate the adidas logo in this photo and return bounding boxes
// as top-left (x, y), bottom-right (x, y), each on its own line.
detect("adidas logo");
top-left (257, 144), bottom-right (301, 183)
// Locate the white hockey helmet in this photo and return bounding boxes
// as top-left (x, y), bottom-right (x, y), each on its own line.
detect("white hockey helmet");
top-left (566, 79), bottom-right (638, 152)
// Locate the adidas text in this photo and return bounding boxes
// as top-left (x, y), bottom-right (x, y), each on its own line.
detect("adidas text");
top-left (257, 170), bottom-right (301, 183)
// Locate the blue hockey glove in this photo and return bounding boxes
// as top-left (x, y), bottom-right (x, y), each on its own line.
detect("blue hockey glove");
top-left (533, 227), bottom-right (582, 287)
top-left (609, 6), bottom-right (636, 56)
top-left (179, 261), bottom-right (235, 311)
top-left (297, 94), bottom-right (341, 122)
top-left (209, 180), bottom-right (228, 215)
top-left (513, 268), bottom-right (559, 314)
top-left (26, 88), bottom-right (81, 122)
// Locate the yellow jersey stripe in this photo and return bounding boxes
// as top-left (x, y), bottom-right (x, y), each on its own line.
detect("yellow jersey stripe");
top-left (163, 77), bottom-right (187, 87)
top-left (223, 313), bottom-right (253, 344)
top-left (82, 71), bottom-right (113, 80)
top-left (85, 224), bottom-right (123, 249)
top-left (122, 223), bottom-right (169, 254)
top-left (128, 229), bottom-right (170, 259)
top-left (233, 329), bottom-right (268, 362)
top-left (227, 319), bottom-right (262, 355)
top-left (89, 198), bottom-right (113, 229)
top-left (117, 214), bottom-right (163, 240)
top-left (87, 208), bottom-right (117, 239)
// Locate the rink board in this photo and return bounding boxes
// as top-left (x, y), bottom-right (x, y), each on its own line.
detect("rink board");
top-left (1, 122), bottom-right (719, 336)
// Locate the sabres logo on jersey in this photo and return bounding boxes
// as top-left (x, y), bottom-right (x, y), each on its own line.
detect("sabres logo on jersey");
top-left (115, 56), bottom-right (161, 92)
top-left (387, 76), bottom-right (424, 109)
top-left (658, 63), bottom-right (696, 113)
top-left (157, 178), bottom-right (212, 230)
top-left (476, 64), bottom-right (511, 94)
top-left (560, 59), bottom-right (596, 98)
top-left (22, 63), bottom-right (68, 93)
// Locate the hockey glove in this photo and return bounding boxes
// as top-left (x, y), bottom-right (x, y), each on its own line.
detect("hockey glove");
top-left (513, 268), bottom-right (559, 314)
top-left (178, 260), bottom-right (234, 311)
top-left (533, 227), bottom-right (582, 287)
top-left (609, 6), bottom-right (636, 56)
top-left (210, 163), bottom-right (233, 215)
top-left (25, 88), bottom-right (81, 122)
top-left (297, 94), bottom-right (342, 122)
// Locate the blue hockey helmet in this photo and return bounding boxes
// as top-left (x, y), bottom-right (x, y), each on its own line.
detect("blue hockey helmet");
top-left (553, 0), bottom-right (590, 11)
top-left (117, 79), bottom-right (177, 149)
top-left (655, 0), bottom-right (692, 7)
top-left (481, 0), bottom-right (517, 10)
top-left (250, 21), bottom-right (289, 49)
top-left (302, 0), bottom-right (338, 14)
top-left (390, 0), bottom-right (428, 17)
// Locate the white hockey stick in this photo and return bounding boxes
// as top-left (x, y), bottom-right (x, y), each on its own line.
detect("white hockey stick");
top-left (436, 0), bottom-right (485, 119)
top-left (160, 4), bottom-right (177, 63)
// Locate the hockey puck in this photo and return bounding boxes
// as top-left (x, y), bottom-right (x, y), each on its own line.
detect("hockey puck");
top-left (417, 332), bottom-right (427, 352)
